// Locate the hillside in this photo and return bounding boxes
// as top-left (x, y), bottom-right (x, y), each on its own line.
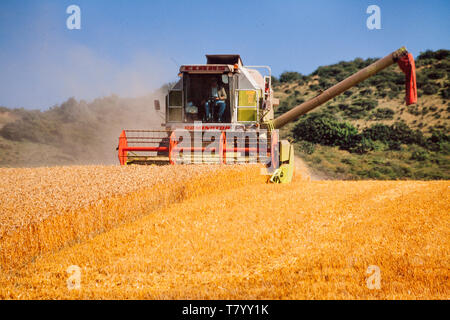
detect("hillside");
top-left (273, 49), bottom-right (450, 180)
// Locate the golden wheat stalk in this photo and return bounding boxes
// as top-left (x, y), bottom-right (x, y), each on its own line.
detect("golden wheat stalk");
top-left (0, 165), bottom-right (265, 271)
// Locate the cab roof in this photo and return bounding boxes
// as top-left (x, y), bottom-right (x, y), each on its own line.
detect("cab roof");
top-left (205, 54), bottom-right (243, 66)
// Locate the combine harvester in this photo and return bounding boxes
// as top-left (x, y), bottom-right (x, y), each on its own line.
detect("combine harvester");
top-left (118, 47), bottom-right (417, 183)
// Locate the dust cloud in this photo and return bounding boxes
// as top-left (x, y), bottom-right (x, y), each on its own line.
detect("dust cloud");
top-left (0, 43), bottom-right (177, 166)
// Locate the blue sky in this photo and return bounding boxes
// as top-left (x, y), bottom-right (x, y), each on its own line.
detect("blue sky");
top-left (0, 0), bottom-right (449, 109)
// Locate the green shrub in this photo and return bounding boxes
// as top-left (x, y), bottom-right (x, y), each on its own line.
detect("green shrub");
top-left (348, 137), bottom-right (376, 154)
top-left (275, 103), bottom-right (291, 116)
top-left (427, 129), bottom-right (450, 152)
top-left (318, 78), bottom-right (332, 90)
top-left (343, 90), bottom-right (353, 97)
top-left (293, 97), bottom-right (305, 105)
top-left (312, 156), bottom-right (322, 164)
top-left (325, 104), bottom-right (340, 113)
top-left (341, 158), bottom-right (355, 165)
top-left (416, 71), bottom-right (430, 89)
top-left (315, 65), bottom-right (344, 79)
top-left (343, 105), bottom-right (367, 119)
top-left (371, 140), bottom-right (388, 151)
top-left (434, 49), bottom-right (450, 60)
top-left (293, 116), bottom-right (432, 155)
top-left (422, 83), bottom-right (440, 95)
top-left (417, 49), bottom-right (450, 64)
top-left (406, 105), bottom-right (421, 116)
top-left (352, 98), bottom-right (378, 110)
top-left (435, 61), bottom-right (450, 73)
top-left (392, 72), bottom-right (406, 85)
top-left (359, 88), bottom-right (373, 96)
top-left (279, 71), bottom-right (303, 83)
top-left (378, 91), bottom-right (387, 98)
top-left (387, 90), bottom-right (399, 99)
top-left (427, 70), bottom-right (445, 80)
top-left (362, 124), bottom-right (391, 143)
top-left (410, 150), bottom-right (430, 161)
top-left (343, 99), bottom-right (378, 119)
top-left (276, 95), bottom-right (305, 116)
top-left (297, 141), bottom-right (316, 155)
top-left (362, 122), bottom-right (426, 146)
top-left (440, 86), bottom-right (450, 99)
top-left (292, 113), bottom-right (360, 151)
top-left (417, 50), bottom-right (435, 61)
top-left (337, 103), bottom-right (348, 111)
top-left (390, 122), bottom-right (426, 145)
top-left (371, 108), bottom-right (395, 120)
top-left (271, 76), bottom-right (279, 85)
top-left (388, 140), bottom-right (402, 151)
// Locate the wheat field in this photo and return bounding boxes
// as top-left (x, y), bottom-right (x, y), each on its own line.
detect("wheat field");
top-left (0, 164), bottom-right (448, 299)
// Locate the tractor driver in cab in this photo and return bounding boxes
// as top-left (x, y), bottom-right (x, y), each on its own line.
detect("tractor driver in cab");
top-left (204, 79), bottom-right (227, 122)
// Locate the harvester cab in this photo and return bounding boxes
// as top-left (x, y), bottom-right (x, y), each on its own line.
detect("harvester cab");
top-left (118, 48), bottom-right (417, 184)
top-left (164, 54), bottom-right (276, 126)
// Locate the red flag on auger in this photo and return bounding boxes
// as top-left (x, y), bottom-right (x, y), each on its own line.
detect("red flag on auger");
top-left (397, 53), bottom-right (417, 105)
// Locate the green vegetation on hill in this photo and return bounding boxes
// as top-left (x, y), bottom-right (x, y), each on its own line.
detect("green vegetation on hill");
top-left (274, 49), bottom-right (450, 180)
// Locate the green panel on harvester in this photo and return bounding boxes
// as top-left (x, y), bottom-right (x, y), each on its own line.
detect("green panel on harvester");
top-left (238, 90), bottom-right (257, 107)
top-left (237, 108), bottom-right (257, 122)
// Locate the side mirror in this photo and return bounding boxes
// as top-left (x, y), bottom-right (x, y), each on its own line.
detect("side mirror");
top-left (154, 99), bottom-right (161, 111)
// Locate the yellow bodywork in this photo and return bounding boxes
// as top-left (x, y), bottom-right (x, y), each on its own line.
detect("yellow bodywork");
top-left (269, 140), bottom-right (295, 184)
